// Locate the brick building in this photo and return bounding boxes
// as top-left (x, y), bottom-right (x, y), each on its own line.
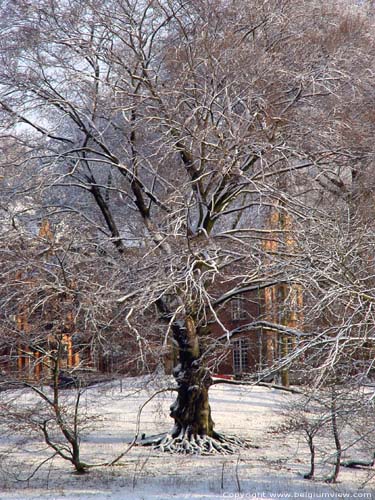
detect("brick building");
top-left (1, 211), bottom-right (303, 382)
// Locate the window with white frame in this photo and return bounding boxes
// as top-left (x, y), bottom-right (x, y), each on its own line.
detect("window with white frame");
top-left (232, 338), bottom-right (249, 374)
top-left (231, 296), bottom-right (247, 320)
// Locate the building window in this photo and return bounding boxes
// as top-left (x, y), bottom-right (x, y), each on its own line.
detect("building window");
top-left (231, 297), bottom-right (247, 320)
top-left (233, 338), bottom-right (249, 374)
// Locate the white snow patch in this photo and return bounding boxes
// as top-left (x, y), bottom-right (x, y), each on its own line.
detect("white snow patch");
top-left (0, 378), bottom-right (373, 499)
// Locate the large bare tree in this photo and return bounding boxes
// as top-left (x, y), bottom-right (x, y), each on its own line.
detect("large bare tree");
top-left (1, 0), bottom-right (375, 454)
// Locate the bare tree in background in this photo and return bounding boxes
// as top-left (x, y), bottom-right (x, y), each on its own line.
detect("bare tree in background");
top-left (0, 230), bottom-right (87, 473)
top-left (1, 0), bottom-right (375, 455)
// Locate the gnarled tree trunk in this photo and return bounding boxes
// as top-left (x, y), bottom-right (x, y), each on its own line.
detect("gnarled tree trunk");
top-left (148, 316), bottom-right (247, 454)
top-left (170, 317), bottom-right (214, 439)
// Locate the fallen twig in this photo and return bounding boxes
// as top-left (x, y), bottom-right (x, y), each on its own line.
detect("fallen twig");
top-left (211, 377), bottom-right (303, 394)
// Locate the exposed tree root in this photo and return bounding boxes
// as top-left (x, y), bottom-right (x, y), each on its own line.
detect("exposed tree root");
top-left (138, 431), bottom-right (252, 455)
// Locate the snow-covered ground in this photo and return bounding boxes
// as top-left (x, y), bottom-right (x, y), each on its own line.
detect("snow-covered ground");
top-left (0, 377), bottom-right (373, 499)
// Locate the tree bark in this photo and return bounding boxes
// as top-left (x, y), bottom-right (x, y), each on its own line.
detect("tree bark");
top-left (304, 434), bottom-right (315, 479)
top-left (326, 392), bottom-right (341, 483)
top-left (170, 318), bottom-right (215, 438)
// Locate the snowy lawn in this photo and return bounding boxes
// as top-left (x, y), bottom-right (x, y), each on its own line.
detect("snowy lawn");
top-left (0, 377), bottom-right (373, 499)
